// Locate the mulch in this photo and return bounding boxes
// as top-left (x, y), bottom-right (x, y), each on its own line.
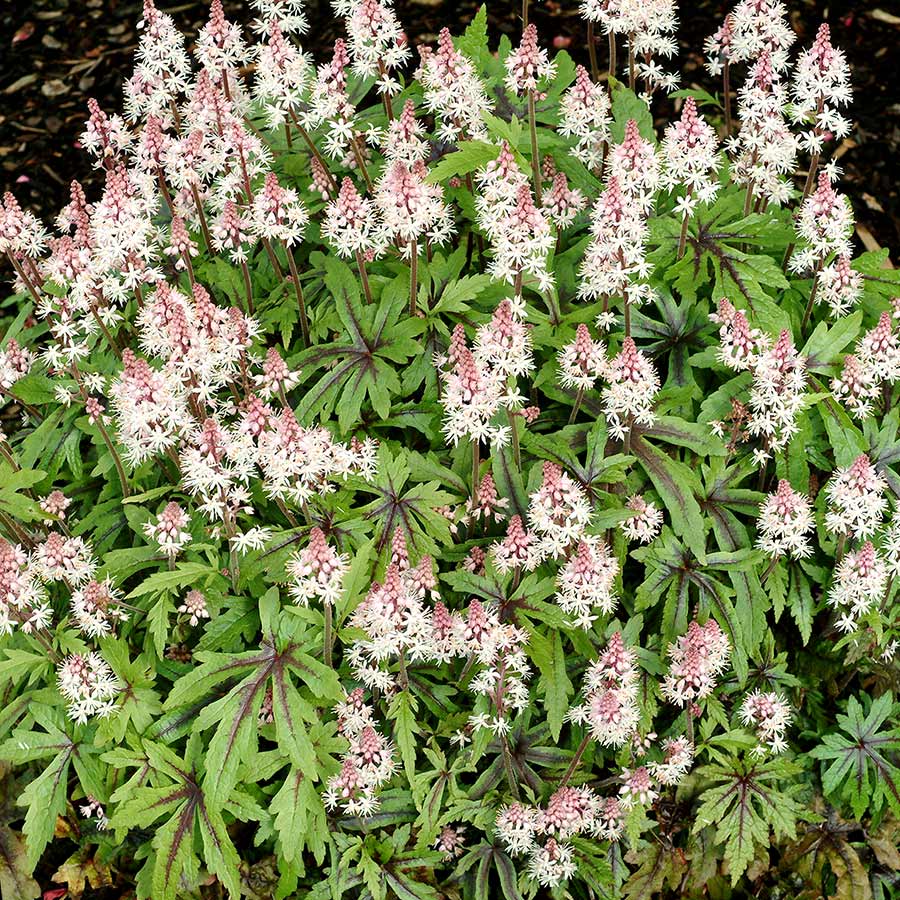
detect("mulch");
top-left (1, 0), bottom-right (898, 254)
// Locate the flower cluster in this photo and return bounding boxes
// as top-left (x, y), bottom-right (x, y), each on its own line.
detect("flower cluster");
top-left (757, 479), bottom-right (814, 560)
top-left (602, 337), bottom-right (660, 439)
top-left (740, 690), bottom-right (793, 754)
top-left (747, 330), bottom-right (807, 459)
top-left (661, 618), bottom-right (732, 706)
top-left (287, 527), bottom-right (349, 607)
top-left (568, 632), bottom-right (640, 746)
top-left (57, 652), bottom-right (121, 724)
top-left (324, 689), bottom-right (398, 816)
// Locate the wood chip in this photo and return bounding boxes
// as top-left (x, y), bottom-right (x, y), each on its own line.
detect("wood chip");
top-left (3, 73), bottom-right (37, 94)
top-left (833, 137), bottom-right (856, 161)
top-left (855, 223), bottom-right (894, 267)
top-left (40, 78), bottom-right (70, 98)
top-left (861, 192), bottom-right (884, 212)
top-left (869, 8), bottom-right (900, 25)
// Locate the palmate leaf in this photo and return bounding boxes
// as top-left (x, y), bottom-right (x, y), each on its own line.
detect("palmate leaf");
top-left (165, 638), bottom-right (341, 810)
top-left (631, 292), bottom-right (708, 389)
top-left (633, 530), bottom-right (761, 681)
top-left (357, 446), bottom-right (457, 564)
top-left (293, 257), bottom-right (424, 432)
top-left (110, 742), bottom-right (240, 900)
top-left (622, 842), bottom-right (686, 900)
top-left (0, 710), bottom-right (103, 871)
top-left (693, 756), bottom-right (803, 885)
top-left (457, 842), bottom-right (523, 900)
top-left (810, 692), bottom-right (900, 821)
top-left (652, 188), bottom-right (792, 311)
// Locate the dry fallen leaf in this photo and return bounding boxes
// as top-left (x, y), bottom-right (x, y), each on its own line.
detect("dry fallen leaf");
top-left (855, 222), bottom-right (894, 267)
top-left (861, 192), bottom-right (884, 212)
top-left (870, 836), bottom-right (900, 870)
top-left (833, 137), bottom-right (856, 161)
top-left (40, 79), bottom-right (70, 98)
top-left (3, 74), bottom-right (38, 94)
top-left (12, 22), bottom-right (35, 44)
top-left (869, 8), bottom-right (900, 26)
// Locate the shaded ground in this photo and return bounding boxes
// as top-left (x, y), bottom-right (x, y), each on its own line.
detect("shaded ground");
top-left (1, 0), bottom-right (899, 259)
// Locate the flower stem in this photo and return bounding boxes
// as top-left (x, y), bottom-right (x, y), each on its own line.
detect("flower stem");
top-left (289, 112), bottom-right (337, 194)
top-left (6, 251), bottom-right (42, 305)
top-left (587, 21), bottom-right (599, 81)
top-left (190, 184), bottom-right (213, 252)
top-left (628, 34), bottom-right (636, 89)
top-left (568, 388), bottom-right (585, 425)
top-left (800, 260), bottom-right (824, 335)
top-left (89, 302), bottom-right (122, 358)
top-left (471, 438), bottom-right (480, 506)
top-left (240, 259), bottom-right (255, 314)
top-left (760, 556), bottom-right (779, 584)
top-left (71, 366), bottom-right (130, 498)
top-left (528, 91), bottom-right (542, 206)
top-left (608, 33), bottom-right (617, 88)
top-left (351, 138), bottom-right (374, 193)
top-left (677, 210), bottom-right (691, 259)
top-left (409, 240), bottom-right (419, 317)
top-left (507, 409), bottom-right (521, 470)
top-left (397, 650), bottom-right (409, 690)
top-left (559, 733), bottom-right (591, 789)
top-left (356, 251), bottom-right (373, 304)
top-left (284, 241), bottom-right (310, 347)
top-left (324, 603), bottom-right (333, 668)
top-left (0, 385), bottom-right (43, 421)
top-left (723, 61), bottom-right (732, 138)
top-left (501, 735), bottom-right (521, 800)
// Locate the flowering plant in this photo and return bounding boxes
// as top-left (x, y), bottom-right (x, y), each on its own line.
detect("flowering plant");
top-left (1, 1), bottom-right (900, 898)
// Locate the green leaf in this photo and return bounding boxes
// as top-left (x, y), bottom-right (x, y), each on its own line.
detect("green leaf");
top-left (610, 86), bottom-right (655, 143)
top-left (631, 434), bottom-right (706, 561)
top-left (271, 768), bottom-right (329, 866)
top-left (528, 628), bottom-right (572, 743)
top-left (388, 691), bottom-right (421, 799)
top-left (694, 757), bottom-right (802, 885)
top-left (810, 692), bottom-right (900, 820)
top-left (426, 141), bottom-right (499, 183)
top-left (148, 593), bottom-right (175, 657)
top-left (151, 801), bottom-right (199, 900)
top-left (271, 666), bottom-right (318, 773)
top-left (20, 748), bottom-right (72, 869)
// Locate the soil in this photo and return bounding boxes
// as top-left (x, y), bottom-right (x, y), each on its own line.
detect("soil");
top-left (1, 1), bottom-right (899, 259)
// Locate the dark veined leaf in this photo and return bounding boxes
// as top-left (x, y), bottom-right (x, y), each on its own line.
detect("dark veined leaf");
top-left (0, 823), bottom-right (40, 900)
top-left (271, 767), bottom-right (330, 866)
top-left (630, 433), bottom-right (707, 561)
top-left (810, 692), bottom-right (900, 821)
top-left (108, 742), bottom-right (244, 900)
top-left (693, 756), bottom-right (803, 884)
top-left (165, 639), bottom-right (340, 810)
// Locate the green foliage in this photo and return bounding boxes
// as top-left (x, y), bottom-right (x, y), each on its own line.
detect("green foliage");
top-left (811, 693), bottom-right (900, 822)
top-left (1, 6), bottom-right (899, 900)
